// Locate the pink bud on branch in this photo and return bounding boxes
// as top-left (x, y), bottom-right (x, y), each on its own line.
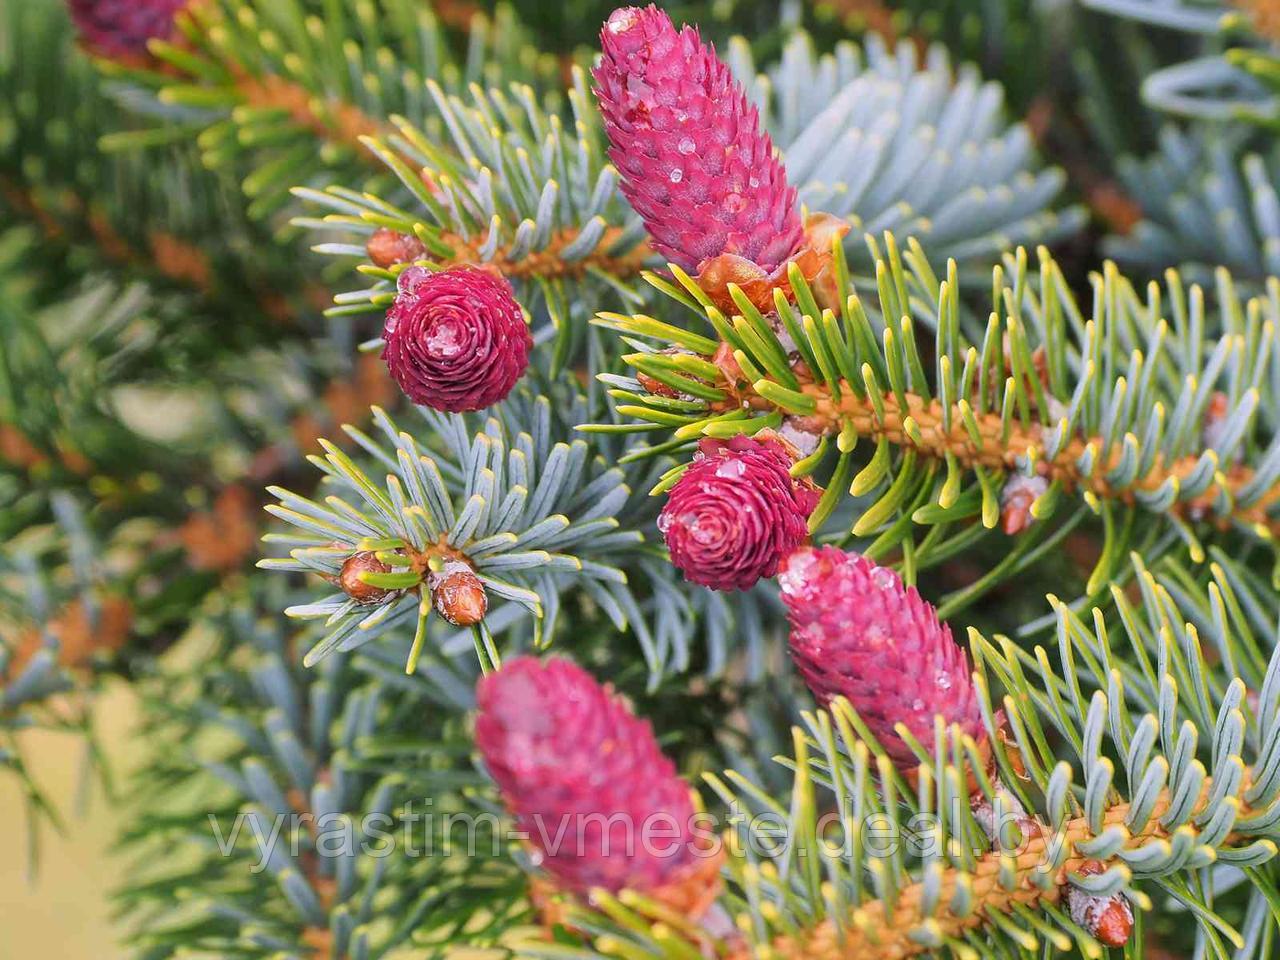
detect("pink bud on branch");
top-left (659, 435), bottom-right (819, 592)
top-left (381, 266), bottom-right (531, 412)
top-left (67, 0), bottom-right (188, 61)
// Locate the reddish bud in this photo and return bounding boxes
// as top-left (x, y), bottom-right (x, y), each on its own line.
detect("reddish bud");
top-left (475, 656), bottom-right (700, 894)
top-left (659, 435), bottom-right (819, 591)
top-left (593, 5), bottom-right (801, 272)
top-left (637, 371), bottom-right (680, 398)
top-left (780, 547), bottom-right (986, 771)
top-left (1000, 474), bottom-right (1048, 536)
top-left (366, 228), bottom-right (427, 268)
top-left (1067, 861), bottom-right (1134, 948)
top-left (68, 0), bottom-right (187, 60)
top-left (338, 551), bottom-right (393, 604)
top-left (429, 560), bottom-right (488, 626)
top-left (381, 266), bottom-right (531, 412)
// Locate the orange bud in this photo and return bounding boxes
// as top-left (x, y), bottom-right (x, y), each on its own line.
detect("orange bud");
top-left (429, 560), bottom-right (487, 626)
top-left (1068, 860), bottom-right (1134, 948)
top-left (338, 551), bottom-right (393, 604)
top-left (366, 228), bottom-right (426, 268)
top-left (1000, 475), bottom-right (1048, 536)
top-left (1093, 898), bottom-right (1136, 948)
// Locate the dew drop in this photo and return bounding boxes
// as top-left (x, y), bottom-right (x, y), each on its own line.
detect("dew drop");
top-left (426, 318), bottom-right (466, 358)
top-left (606, 8), bottom-right (638, 33)
top-left (872, 568), bottom-right (899, 591)
top-left (714, 458), bottom-right (746, 479)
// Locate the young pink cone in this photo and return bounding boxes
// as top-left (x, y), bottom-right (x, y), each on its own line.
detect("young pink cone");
top-left (779, 546), bottom-right (986, 770)
top-left (659, 435), bottom-right (818, 592)
top-left (67, 0), bottom-right (187, 60)
top-left (381, 266), bottom-right (531, 412)
top-left (475, 656), bottom-right (700, 894)
top-left (592, 5), bottom-right (803, 272)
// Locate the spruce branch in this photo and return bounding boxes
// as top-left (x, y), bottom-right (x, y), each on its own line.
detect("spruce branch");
top-left (1106, 125), bottom-right (1280, 284)
top-left (297, 69), bottom-right (651, 320)
top-left (1083, 0), bottom-right (1280, 125)
top-left (226, 66), bottom-right (384, 152)
top-left (0, 0), bottom-right (315, 320)
top-left (0, 497), bottom-right (121, 876)
top-left (711, 365), bottom-right (1278, 540)
top-left (259, 389), bottom-right (645, 669)
top-left (594, 236), bottom-right (1280, 605)
top-left (115, 590), bottom-right (528, 959)
top-left (102, 0), bottom-right (559, 217)
top-left (728, 777), bottom-right (1240, 960)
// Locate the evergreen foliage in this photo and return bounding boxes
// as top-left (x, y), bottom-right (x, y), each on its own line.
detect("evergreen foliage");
top-left (10, 0), bottom-right (1280, 958)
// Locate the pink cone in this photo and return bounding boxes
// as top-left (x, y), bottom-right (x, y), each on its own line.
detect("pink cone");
top-left (780, 546), bottom-right (987, 770)
top-left (381, 266), bottom-right (531, 412)
top-left (659, 435), bottom-right (817, 592)
top-left (593, 5), bottom-right (803, 272)
top-left (475, 656), bottom-right (700, 894)
top-left (67, 0), bottom-right (187, 59)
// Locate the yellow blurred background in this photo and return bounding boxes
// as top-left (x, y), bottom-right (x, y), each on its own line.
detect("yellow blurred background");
top-left (1, 680), bottom-right (136, 956)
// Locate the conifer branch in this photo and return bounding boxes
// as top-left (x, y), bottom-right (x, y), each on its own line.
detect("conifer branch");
top-left (1083, 0), bottom-right (1280, 124)
top-left (595, 236), bottom-right (1280, 576)
top-left (711, 364), bottom-right (1279, 539)
top-left (748, 778), bottom-right (1250, 960)
top-left (0, 0), bottom-right (298, 309)
top-left (100, 0), bottom-right (559, 216)
top-left (227, 68), bottom-right (386, 154)
top-left (649, 554), bottom-right (1280, 960)
top-left (726, 32), bottom-right (1085, 270)
top-left (1, 174), bottom-right (220, 291)
top-left (433, 224), bottom-right (651, 281)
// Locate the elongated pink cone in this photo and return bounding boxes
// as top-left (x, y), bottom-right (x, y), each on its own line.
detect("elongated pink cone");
top-left (780, 547), bottom-right (986, 770)
top-left (67, 0), bottom-right (187, 60)
top-left (593, 5), bottom-right (803, 272)
top-left (475, 656), bottom-right (699, 894)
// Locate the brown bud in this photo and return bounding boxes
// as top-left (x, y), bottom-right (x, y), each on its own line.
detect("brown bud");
top-left (1202, 391), bottom-right (1237, 460)
top-left (1067, 860), bottom-right (1134, 948)
top-left (1000, 474), bottom-right (1048, 536)
top-left (776, 417), bottom-right (823, 458)
top-left (338, 551), bottom-right (393, 604)
top-left (429, 560), bottom-right (487, 626)
top-left (637, 347), bottom-right (698, 399)
top-left (366, 228), bottom-right (426, 268)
